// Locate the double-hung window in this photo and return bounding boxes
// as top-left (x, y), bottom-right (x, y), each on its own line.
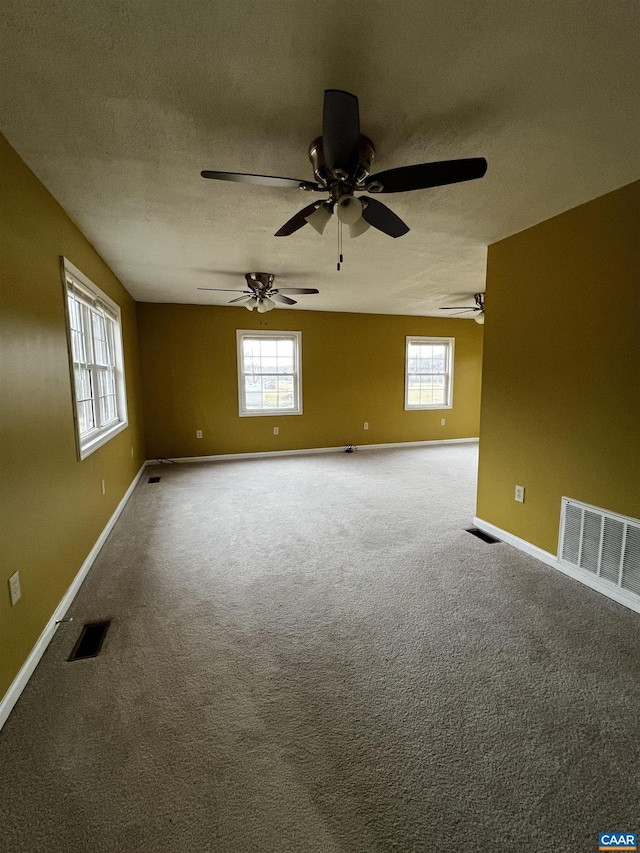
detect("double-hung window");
top-left (237, 330), bottom-right (302, 416)
top-left (62, 258), bottom-right (128, 458)
top-left (405, 336), bottom-right (454, 410)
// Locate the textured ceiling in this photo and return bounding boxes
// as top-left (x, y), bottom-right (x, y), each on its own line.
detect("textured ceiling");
top-left (1, 0), bottom-right (639, 316)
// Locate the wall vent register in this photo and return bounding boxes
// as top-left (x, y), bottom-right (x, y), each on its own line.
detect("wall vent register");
top-left (559, 498), bottom-right (640, 599)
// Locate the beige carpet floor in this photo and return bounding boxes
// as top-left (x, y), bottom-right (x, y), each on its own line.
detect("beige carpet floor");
top-left (0, 444), bottom-right (639, 852)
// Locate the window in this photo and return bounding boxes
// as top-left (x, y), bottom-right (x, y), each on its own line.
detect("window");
top-left (237, 330), bottom-right (302, 416)
top-left (405, 336), bottom-right (454, 410)
top-left (62, 258), bottom-right (128, 459)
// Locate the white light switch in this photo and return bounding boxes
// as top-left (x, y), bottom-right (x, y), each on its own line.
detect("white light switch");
top-left (101, 479), bottom-right (106, 496)
top-left (9, 571), bottom-right (21, 606)
top-left (440, 418), bottom-right (446, 426)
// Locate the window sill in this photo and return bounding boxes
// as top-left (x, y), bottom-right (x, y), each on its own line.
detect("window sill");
top-left (239, 409), bottom-right (303, 418)
top-left (404, 404), bottom-right (453, 412)
top-left (79, 419), bottom-right (128, 460)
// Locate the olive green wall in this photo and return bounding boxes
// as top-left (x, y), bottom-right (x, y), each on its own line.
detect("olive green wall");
top-left (137, 304), bottom-right (484, 459)
top-left (477, 181), bottom-right (640, 554)
top-left (0, 135), bottom-right (145, 699)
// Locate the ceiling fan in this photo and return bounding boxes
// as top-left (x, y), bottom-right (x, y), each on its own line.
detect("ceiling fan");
top-left (197, 272), bottom-right (319, 313)
top-left (201, 89), bottom-right (487, 240)
top-left (440, 292), bottom-right (485, 324)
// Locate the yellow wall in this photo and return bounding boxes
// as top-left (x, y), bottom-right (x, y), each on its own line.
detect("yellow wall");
top-left (137, 304), bottom-right (484, 459)
top-left (477, 181), bottom-right (640, 554)
top-left (0, 135), bottom-right (145, 698)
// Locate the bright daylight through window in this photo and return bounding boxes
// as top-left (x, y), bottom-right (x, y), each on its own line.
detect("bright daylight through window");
top-left (237, 331), bottom-right (302, 416)
top-left (62, 258), bottom-right (128, 459)
top-left (405, 337), bottom-right (454, 410)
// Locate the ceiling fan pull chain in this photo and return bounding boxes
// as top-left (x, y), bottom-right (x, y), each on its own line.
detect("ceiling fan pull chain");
top-left (337, 219), bottom-right (341, 271)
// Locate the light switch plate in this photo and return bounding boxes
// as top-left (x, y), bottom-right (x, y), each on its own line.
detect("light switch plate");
top-left (515, 485), bottom-right (525, 503)
top-left (9, 571), bottom-right (21, 606)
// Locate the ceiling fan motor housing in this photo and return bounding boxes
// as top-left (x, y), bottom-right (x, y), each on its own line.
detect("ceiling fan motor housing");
top-left (308, 135), bottom-right (376, 189)
top-left (245, 272), bottom-right (275, 293)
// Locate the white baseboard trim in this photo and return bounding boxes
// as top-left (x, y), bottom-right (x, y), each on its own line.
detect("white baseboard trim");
top-left (0, 462), bottom-right (148, 732)
top-left (359, 438), bottom-right (478, 452)
top-left (153, 437), bottom-right (479, 465)
top-left (473, 516), bottom-right (640, 616)
top-left (473, 517), bottom-right (558, 566)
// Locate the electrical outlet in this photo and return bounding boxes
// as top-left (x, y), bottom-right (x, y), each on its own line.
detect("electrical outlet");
top-left (101, 479), bottom-right (106, 496)
top-left (363, 422), bottom-right (369, 430)
top-left (196, 430), bottom-right (203, 439)
top-left (515, 485), bottom-right (525, 503)
top-left (9, 571), bottom-right (21, 606)
top-left (273, 426), bottom-right (279, 435)
top-left (440, 418), bottom-right (446, 426)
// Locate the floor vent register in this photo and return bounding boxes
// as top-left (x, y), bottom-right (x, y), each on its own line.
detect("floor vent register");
top-left (68, 621), bottom-right (111, 661)
top-left (466, 527), bottom-right (500, 544)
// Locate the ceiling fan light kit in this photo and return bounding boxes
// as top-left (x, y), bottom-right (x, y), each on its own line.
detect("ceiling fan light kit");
top-left (335, 195), bottom-right (363, 225)
top-left (305, 203), bottom-right (332, 234)
top-left (349, 216), bottom-right (371, 238)
top-left (233, 295), bottom-right (256, 309)
top-left (256, 297), bottom-right (276, 313)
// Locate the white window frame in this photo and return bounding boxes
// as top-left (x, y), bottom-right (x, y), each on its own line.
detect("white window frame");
top-left (61, 258), bottom-right (128, 459)
top-left (236, 330), bottom-right (302, 417)
top-left (404, 336), bottom-right (454, 410)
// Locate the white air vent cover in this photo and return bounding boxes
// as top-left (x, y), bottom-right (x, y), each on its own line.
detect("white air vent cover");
top-left (559, 498), bottom-right (640, 598)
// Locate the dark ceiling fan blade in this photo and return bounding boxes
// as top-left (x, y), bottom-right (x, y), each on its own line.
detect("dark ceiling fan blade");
top-left (228, 295), bottom-right (254, 303)
top-left (274, 202), bottom-right (322, 237)
top-left (270, 293), bottom-right (297, 305)
top-left (361, 197), bottom-right (410, 238)
top-left (439, 306), bottom-right (478, 311)
top-left (201, 170), bottom-right (320, 191)
top-left (364, 158), bottom-right (488, 193)
top-left (197, 288), bottom-right (249, 292)
top-left (276, 287), bottom-right (320, 295)
top-left (323, 90), bottom-right (360, 176)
